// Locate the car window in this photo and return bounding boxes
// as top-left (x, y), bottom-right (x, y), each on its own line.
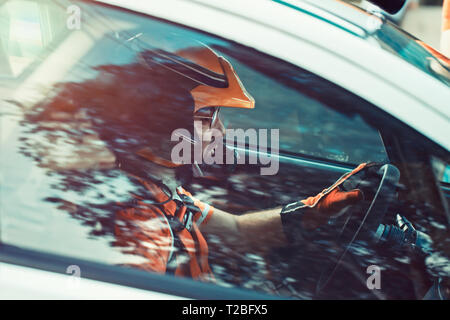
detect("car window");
top-left (1, 0), bottom-right (449, 300)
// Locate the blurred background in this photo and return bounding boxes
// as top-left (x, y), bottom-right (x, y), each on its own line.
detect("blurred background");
top-left (349, 0), bottom-right (445, 49)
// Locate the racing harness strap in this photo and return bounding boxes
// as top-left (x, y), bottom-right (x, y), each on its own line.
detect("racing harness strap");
top-left (115, 176), bottom-right (215, 282)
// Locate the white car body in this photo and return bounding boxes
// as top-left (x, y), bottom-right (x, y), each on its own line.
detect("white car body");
top-left (0, 262), bottom-right (184, 300)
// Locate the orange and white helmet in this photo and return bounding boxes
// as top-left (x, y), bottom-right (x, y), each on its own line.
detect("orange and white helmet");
top-left (135, 38), bottom-right (255, 171)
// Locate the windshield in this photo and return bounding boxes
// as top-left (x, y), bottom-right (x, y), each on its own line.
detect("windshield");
top-left (373, 21), bottom-right (450, 86)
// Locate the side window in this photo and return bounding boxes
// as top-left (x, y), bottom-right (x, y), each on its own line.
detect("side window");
top-left (0, 0), bottom-right (67, 78)
top-left (216, 48), bottom-right (388, 165)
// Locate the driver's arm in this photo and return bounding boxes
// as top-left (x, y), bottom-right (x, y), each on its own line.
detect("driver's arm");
top-left (202, 183), bottom-right (362, 254)
top-left (176, 161), bottom-right (364, 255)
top-left (201, 206), bottom-right (287, 255)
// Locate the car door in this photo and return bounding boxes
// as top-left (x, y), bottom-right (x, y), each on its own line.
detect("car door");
top-left (0, 0), bottom-right (448, 300)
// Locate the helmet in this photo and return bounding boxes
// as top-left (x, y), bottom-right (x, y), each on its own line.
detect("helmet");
top-left (134, 39), bottom-right (255, 172)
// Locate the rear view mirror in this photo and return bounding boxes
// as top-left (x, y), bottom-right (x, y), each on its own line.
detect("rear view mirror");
top-left (366, 0), bottom-right (406, 14)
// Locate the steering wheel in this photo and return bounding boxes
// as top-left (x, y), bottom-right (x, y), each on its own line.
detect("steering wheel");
top-left (315, 164), bottom-right (401, 295)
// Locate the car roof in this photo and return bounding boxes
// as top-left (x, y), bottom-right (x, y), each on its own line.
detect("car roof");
top-left (94, 0), bottom-right (450, 151)
top-left (96, 0), bottom-right (380, 39)
top-left (276, 0), bottom-right (379, 35)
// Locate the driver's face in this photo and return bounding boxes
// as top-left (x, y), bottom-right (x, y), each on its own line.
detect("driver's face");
top-left (193, 108), bottom-right (226, 155)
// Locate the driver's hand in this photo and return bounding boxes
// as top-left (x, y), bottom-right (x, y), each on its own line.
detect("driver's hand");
top-left (280, 163), bottom-right (370, 241)
top-left (300, 186), bottom-right (363, 230)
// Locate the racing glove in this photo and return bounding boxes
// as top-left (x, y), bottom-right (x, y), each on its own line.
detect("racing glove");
top-left (280, 163), bottom-right (368, 243)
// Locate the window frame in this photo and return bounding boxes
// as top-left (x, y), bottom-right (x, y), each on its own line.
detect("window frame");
top-left (0, 244), bottom-right (276, 299)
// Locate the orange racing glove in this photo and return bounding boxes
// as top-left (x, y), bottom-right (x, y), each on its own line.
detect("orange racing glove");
top-left (280, 163), bottom-right (368, 242)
